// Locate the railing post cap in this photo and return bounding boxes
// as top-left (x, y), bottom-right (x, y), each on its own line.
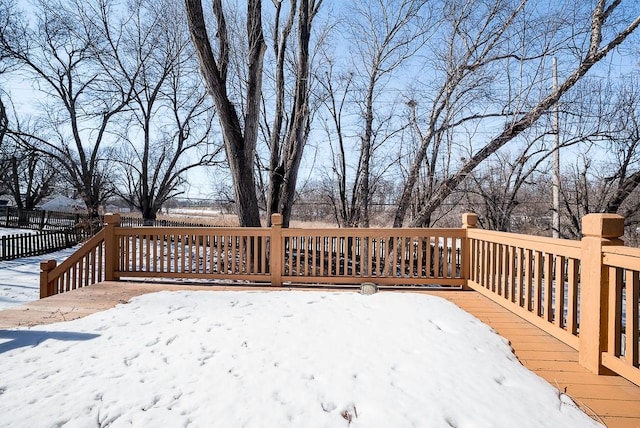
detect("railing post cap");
top-left (104, 213), bottom-right (121, 225)
top-left (582, 213), bottom-right (624, 239)
top-left (271, 213), bottom-right (283, 226)
top-left (40, 260), bottom-right (57, 271)
top-left (462, 213), bottom-right (478, 228)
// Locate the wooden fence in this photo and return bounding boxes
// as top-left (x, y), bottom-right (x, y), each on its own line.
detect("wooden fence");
top-left (278, 225), bottom-right (464, 286)
top-left (0, 206), bottom-right (90, 232)
top-left (1, 206), bottom-right (223, 231)
top-left (1, 229), bottom-right (80, 261)
top-left (39, 212), bottom-right (640, 387)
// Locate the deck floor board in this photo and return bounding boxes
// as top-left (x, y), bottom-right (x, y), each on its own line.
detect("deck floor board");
top-left (1, 283), bottom-right (639, 427)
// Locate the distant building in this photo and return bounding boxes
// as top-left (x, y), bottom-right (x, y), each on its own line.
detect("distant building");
top-left (39, 194), bottom-right (87, 213)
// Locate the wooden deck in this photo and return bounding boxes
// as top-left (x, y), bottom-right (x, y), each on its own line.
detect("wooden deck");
top-left (426, 290), bottom-right (640, 428)
top-left (1, 282), bottom-right (639, 427)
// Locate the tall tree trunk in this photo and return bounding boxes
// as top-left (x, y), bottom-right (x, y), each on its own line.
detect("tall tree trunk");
top-left (185, 0), bottom-right (263, 226)
top-left (278, 0), bottom-right (313, 227)
top-left (359, 74), bottom-right (376, 228)
top-left (266, 0), bottom-right (319, 227)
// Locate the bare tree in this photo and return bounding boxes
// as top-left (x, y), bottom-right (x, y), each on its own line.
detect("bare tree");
top-left (351, 0), bottom-right (430, 227)
top-left (460, 75), bottom-right (616, 234)
top-left (185, 0), bottom-right (265, 226)
top-left (558, 75), bottom-right (640, 238)
top-left (0, 97), bottom-right (7, 157)
top-left (319, 0), bottom-right (433, 227)
top-left (317, 62), bottom-right (359, 227)
top-left (0, 107), bottom-right (58, 224)
top-left (0, 140), bottom-right (57, 212)
top-left (393, 0), bottom-right (640, 227)
top-left (0, 0), bottom-right (24, 154)
top-left (463, 145), bottom-right (551, 232)
top-left (263, 0), bottom-right (324, 226)
top-left (94, 0), bottom-right (220, 223)
top-left (185, 0), bottom-right (324, 226)
top-left (0, 0), bottom-right (137, 218)
top-left (559, 154), bottom-right (596, 239)
top-left (602, 78), bottom-right (640, 215)
top-left (316, 0), bottom-right (430, 227)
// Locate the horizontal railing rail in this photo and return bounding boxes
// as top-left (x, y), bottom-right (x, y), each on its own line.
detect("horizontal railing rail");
top-left (467, 228), bottom-right (581, 349)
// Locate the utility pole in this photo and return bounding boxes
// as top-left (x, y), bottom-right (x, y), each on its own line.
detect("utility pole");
top-left (552, 57), bottom-right (560, 239)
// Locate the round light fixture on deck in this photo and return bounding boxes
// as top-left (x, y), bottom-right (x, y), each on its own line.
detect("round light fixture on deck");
top-left (360, 282), bottom-right (378, 295)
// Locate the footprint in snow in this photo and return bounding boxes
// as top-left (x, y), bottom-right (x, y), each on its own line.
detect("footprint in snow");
top-left (124, 353), bottom-right (140, 366)
top-left (321, 401), bottom-right (337, 412)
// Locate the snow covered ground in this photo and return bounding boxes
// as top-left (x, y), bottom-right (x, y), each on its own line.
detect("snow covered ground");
top-left (0, 290), bottom-right (599, 427)
top-left (0, 235), bottom-right (601, 427)
top-left (0, 227), bottom-right (37, 237)
top-left (0, 228), bottom-right (80, 310)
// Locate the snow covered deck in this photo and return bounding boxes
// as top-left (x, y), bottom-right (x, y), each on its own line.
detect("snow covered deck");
top-left (1, 282), bottom-right (638, 427)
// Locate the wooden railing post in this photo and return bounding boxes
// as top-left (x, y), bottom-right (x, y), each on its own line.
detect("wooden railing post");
top-left (270, 213), bottom-right (283, 286)
top-left (40, 260), bottom-right (57, 298)
top-left (104, 213), bottom-right (121, 281)
top-left (462, 213), bottom-right (478, 291)
top-left (580, 213), bottom-right (624, 374)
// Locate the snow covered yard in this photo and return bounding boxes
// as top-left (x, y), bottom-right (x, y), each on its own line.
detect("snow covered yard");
top-left (0, 290), bottom-right (601, 427)
top-left (0, 227), bottom-right (79, 310)
top-left (0, 227), bottom-right (37, 237)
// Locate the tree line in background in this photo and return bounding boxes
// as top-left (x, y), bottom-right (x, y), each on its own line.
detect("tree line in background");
top-left (0, 0), bottom-right (639, 239)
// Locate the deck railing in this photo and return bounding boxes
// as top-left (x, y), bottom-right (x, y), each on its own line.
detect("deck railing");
top-left (97, 214), bottom-right (465, 287)
top-left (465, 212), bottom-right (640, 387)
top-left (467, 228), bottom-right (582, 349)
top-left (39, 229), bottom-right (106, 298)
top-left (278, 221), bottom-right (464, 286)
top-left (601, 246), bottom-right (640, 384)
top-left (113, 226), bottom-right (271, 281)
top-left (39, 212), bottom-right (640, 386)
